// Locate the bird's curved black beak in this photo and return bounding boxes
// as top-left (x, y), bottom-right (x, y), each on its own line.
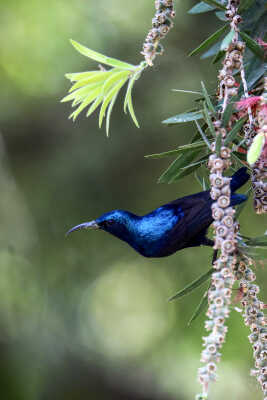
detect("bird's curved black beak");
top-left (66, 221), bottom-right (99, 236)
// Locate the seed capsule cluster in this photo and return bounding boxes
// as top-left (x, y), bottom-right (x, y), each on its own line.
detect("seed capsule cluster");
top-left (197, 257), bottom-right (236, 398)
top-left (141, 0), bottom-right (175, 66)
top-left (252, 80), bottom-right (267, 214)
top-left (197, 1), bottom-right (245, 397)
top-left (217, 0), bottom-right (243, 112)
top-left (234, 258), bottom-right (267, 398)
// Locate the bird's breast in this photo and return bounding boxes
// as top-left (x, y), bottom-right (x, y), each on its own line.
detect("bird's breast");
top-left (130, 207), bottom-right (183, 257)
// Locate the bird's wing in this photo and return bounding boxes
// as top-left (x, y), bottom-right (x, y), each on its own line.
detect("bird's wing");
top-left (163, 191), bottom-right (213, 249)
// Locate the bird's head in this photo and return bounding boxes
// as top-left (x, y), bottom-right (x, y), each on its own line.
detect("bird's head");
top-left (67, 210), bottom-right (137, 241)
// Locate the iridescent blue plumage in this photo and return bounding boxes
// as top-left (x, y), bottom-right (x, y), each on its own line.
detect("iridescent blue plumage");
top-left (67, 167), bottom-right (249, 258)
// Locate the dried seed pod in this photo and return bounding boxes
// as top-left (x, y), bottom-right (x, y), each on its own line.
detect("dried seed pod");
top-left (224, 75), bottom-right (235, 88)
top-left (222, 215), bottom-right (234, 228)
top-left (217, 195), bottom-right (230, 208)
top-left (216, 225), bottom-right (229, 238)
top-left (212, 206), bottom-right (224, 220)
top-left (220, 147), bottom-right (231, 159)
top-left (211, 187), bottom-right (221, 200)
top-left (222, 239), bottom-right (235, 254)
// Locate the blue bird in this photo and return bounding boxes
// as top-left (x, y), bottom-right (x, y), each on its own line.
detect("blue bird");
top-left (67, 167), bottom-right (249, 258)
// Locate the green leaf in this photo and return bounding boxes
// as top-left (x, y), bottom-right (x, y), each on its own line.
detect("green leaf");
top-left (224, 117), bottom-right (247, 145)
top-left (221, 95), bottom-right (239, 127)
top-left (158, 150), bottom-right (201, 183)
top-left (201, 41), bottom-right (221, 59)
top-left (194, 120), bottom-right (212, 149)
top-left (172, 153), bottom-right (210, 181)
top-left (202, 0), bottom-right (227, 10)
top-left (99, 77), bottom-right (128, 127)
top-left (61, 82), bottom-right (102, 103)
top-left (247, 132), bottom-right (265, 165)
top-left (215, 132), bottom-right (222, 155)
top-left (172, 89), bottom-right (202, 95)
top-left (212, 49), bottom-right (225, 64)
top-left (188, 291), bottom-right (209, 325)
top-left (102, 70), bottom-right (130, 95)
top-left (245, 235), bottom-right (267, 247)
top-left (145, 142), bottom-right (206, 159)
top-left (168, 268), bottom-right (213, 302)
top-left (124, 72), bottom-right (140, 127)
top-left (239, 32), bottom-right (264, 59)
top-left (106, 92), bottom-right (119, 137)
top-left (189, 24), bottom-right (228, 57)
top-left (124, 74), bottom-right (136, 112)
top-left (162, 110), bottom-right (204, 125)
top-left (69, 71), bottom-right (113, 92)
top-left (70, 86), bottom-right (103, 121)
top-left (203, 102), bottom-right (216, 137)
top-left (215, 11), bottom-right (228, 21)
top-left (220, 29), bottom-right (235, 50)
top-left (70, 40), bottom-right (135, 70)
top-left (188, 1), bottom-right (215, 14)
top-left (65, 71), bottom-right (102, 82)
top-left (127, 87), bottom-right (140, 128)
top-left (86, 95), bottom-right (103, 118)
top-left (201, 81), bottom-right (216, 113)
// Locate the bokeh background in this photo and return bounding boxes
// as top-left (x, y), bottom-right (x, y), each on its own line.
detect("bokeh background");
top-left (0, 1), bottom-right (266, 399)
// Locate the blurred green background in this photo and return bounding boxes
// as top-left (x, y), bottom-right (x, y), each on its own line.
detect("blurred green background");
top-left (0, 1), bottom-right (266, 399)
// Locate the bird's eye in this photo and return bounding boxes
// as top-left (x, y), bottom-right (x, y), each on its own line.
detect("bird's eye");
top-left (102, 219), bottom-right (115, 228)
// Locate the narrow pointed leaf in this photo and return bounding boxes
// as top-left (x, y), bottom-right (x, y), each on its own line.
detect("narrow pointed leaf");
top-left (145, 141), bottom-right (206, 159)
top-left (70, 40), bottom-right (135, 69)
top-left (201, 41), bottom-right (221, 59)
top-left (239, 32), bottom-right (264, 59)
top-left (224, 117), bottom-right (247, 145)
top-left (215, 132), bottom-right (222, 155)
top-left (202, 0), bottom-right (226, 10)
top-left (201, 81), bottom-right (215, 113)
top-left (70, 86), bottom-right (103, 121)
top-left (162, 110), bottom-right (204, 125)
top-left (99, 77), bottom-right (128, 127)
top-left (245, 235), bottom-right (267, 247)
top-left (215, 11), bottom-right (228, 21)
top-left (103, 70), bottom-right (130, 95)
top-left (158, 150), bottom-right (201, 183)
top-left (220, 29), bottom-right (235, 50)
top-left (69, 71), bottom-right (113, 92)
top-left (212, 49), bottom-right (225, 64)
top-left (61, 82), bottom-right (102, 103)
top-left (124, 72), bottom-right (139, 113)
top-left (106, 92), bottom-right (119, 137)
top-left (203, 102), bottom-right (216, 137)
top-left (188, 291), bottom-right (209, 325)
top-left (189, 24), bottom-right (228, 57)
top-left (127, 88), bottom-right (140, 128)
top-left (221, 95), bottom-right (239, 127)
top-left (194, 120), bottom-right (212, 149)
top-left (188, 2), bottom-right (215, 14)
top-left (168, 268), bottom-right (213, 302)
top-left (172, 89), bottom-right (202, 95)
top-left (86, 95), bottom-right (103, 118)
top-left (65, 71), bottom-right (101, 82)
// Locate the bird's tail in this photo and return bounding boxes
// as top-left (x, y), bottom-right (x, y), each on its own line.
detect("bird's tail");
top-left (230, 167), bottom-right (250, 206)
top-left (230, 167), bottom-right (250, 192)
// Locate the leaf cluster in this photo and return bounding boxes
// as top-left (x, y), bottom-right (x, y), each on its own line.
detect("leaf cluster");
top-left (62, 40), bottom-right (146, 135)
